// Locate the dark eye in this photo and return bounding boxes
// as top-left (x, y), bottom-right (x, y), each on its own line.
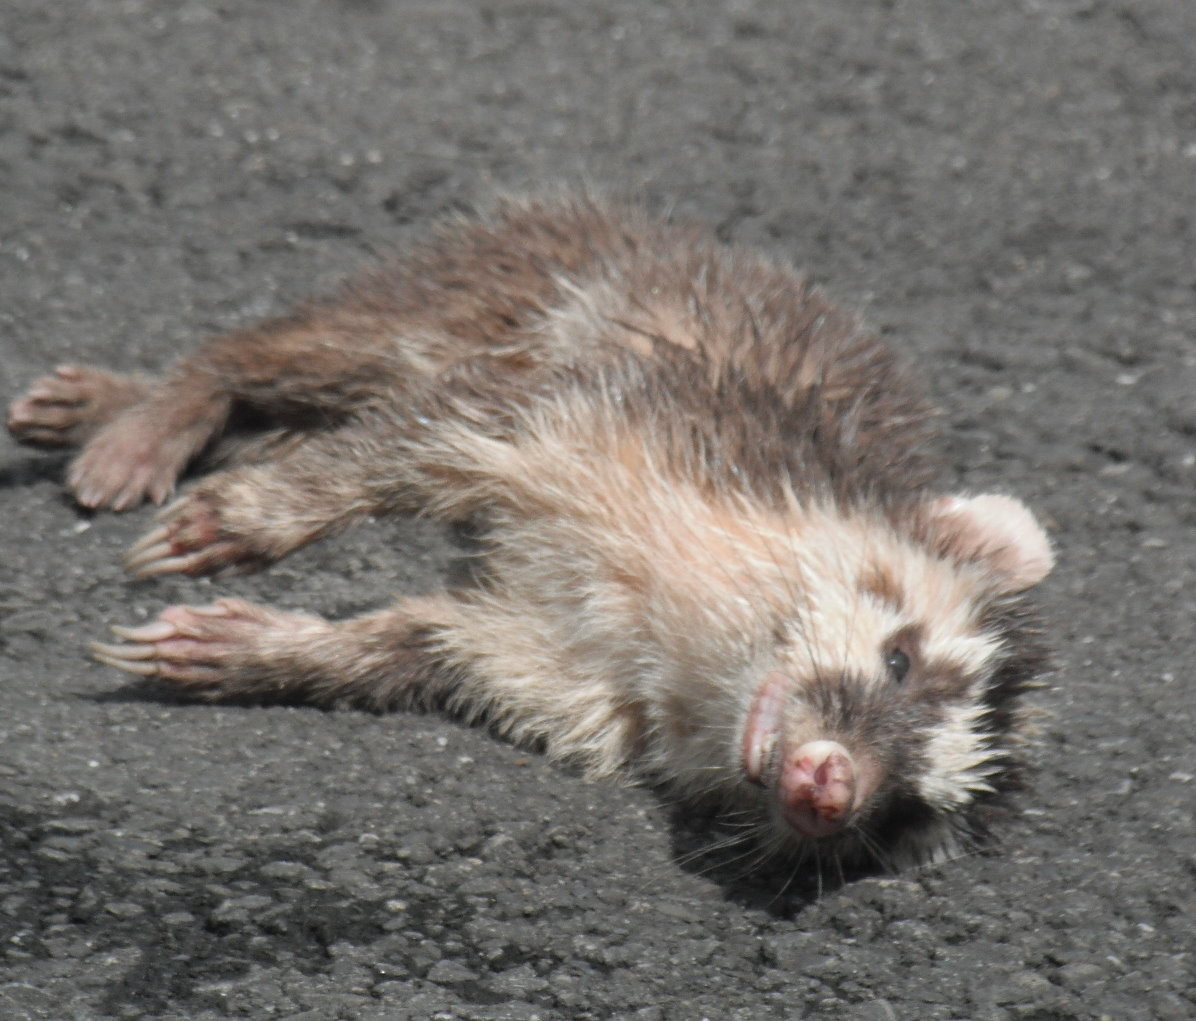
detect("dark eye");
top-left (885, 648), bottom-right (911, 684)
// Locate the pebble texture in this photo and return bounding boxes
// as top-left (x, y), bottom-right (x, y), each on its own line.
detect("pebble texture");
top-left (1, 1), bottom-right (1195, 1018)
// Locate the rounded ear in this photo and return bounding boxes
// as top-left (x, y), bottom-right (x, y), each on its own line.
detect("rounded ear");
top-left (926, 493), bottom-right (1054, 593)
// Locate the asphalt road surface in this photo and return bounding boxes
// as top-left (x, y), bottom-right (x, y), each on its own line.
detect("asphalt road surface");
top-left (2, 1), bottom-right (1194, 1018)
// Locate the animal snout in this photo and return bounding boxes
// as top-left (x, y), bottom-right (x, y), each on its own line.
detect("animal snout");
top-left (778, 740), bottom-right (859, 839)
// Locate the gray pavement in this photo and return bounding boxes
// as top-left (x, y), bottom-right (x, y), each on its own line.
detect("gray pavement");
top-left (1, 1), bottom-right (1194, 1018)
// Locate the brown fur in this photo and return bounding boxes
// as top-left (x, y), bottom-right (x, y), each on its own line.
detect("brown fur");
top-left (7, 195), bottom-right (1053, 870)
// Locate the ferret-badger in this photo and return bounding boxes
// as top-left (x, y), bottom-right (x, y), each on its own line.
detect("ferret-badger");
top-left (7, 196), bottom-right (1053, 871)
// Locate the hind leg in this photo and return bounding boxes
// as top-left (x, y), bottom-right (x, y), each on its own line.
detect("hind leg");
top-left (13, 311), bottom-right (442, 512)
top-left (9, 200), bottom-right (629, 512)
top-left (10, 341), bottom-right (253, 511)
top-left (6, 362), bottom-right (202, 510)
top-left (64, 374), bottom-right (232, 511)
top-left (7, 365), bottom-right (153, 449)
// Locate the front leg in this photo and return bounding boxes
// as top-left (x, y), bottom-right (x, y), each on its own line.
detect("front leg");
top-left (90, 589), bottom-right (645, 778)
top-left (122, 424), bottom-right (387, 578)
top-left (91, 597), bottom-right (449, 707)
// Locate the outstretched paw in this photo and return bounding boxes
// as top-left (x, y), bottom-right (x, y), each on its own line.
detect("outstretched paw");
top-left (7, 365), bottom-right (148, 449)
top-left (90, 598), bottom-right (327, 698)
top-left (125, 491), bottom-right (268, 578)
top-left (67, 412), bottom-right (187, 511)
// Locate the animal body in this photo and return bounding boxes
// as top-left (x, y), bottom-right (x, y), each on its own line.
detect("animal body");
top-left (7, 196), bottom-right (1053, 871)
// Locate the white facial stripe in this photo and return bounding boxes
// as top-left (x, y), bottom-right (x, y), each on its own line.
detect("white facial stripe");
top-left (917, 701), bottom-right (1001, 808)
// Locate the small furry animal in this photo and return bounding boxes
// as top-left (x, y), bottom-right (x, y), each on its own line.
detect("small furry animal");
top-left (7, 195), bottom-right (1053, 871)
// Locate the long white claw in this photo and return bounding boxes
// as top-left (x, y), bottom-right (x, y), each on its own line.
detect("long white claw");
top-left (110, 620), bottom-right (178, 642)
top-left (92, 640), bottom-right (158, 662)
top-left (154, 499), bottom-right (190, 522)
top-left (127, 523), bottom-right (171, 556)
top-left (188, 601), bottom-right (235, 616)
top-left (128, 554), bottom-right (198, 579)
top-left (124, 537), bottom-right (175, 575)
top-left (90, 641), bottom-right (160, 676)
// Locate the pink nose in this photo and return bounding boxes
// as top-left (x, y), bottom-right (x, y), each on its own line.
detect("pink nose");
top-left (778, 740), bottom-right (857, 839)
